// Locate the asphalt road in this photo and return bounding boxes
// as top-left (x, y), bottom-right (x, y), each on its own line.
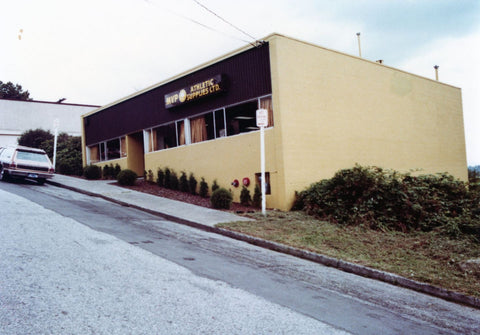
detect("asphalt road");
top-left (1, 180), bottom-right (479, 334)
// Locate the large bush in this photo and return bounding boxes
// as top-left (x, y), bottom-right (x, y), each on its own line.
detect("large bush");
top-left (83, 165), bottom-right (102, 180)
top-left (295, 165), bottom-right (480, 238)
top-left (18, 128), bottom-right (53, 148)
top-left (117, 169), bottom-right (137, 186)
top-left (210, 188), bottom-right (233, 209)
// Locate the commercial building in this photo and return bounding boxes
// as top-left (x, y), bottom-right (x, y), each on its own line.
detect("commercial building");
top-left (81, 33), bottom-right (467, 210)
top-left (0, 99), bottom-right (99, 147)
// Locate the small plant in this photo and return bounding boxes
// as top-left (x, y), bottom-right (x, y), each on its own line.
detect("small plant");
top-left (240, 186), bottom-right (252, 206)
top-left (199, 177), bottom-right (209, 198)
top-left (211, 188), bottom-right (233, 209)
top-left (147, 169), bottom-right (154, 184)
top-left (253, 184), bottom-right (262, 208)
top-left (179, 171), bottom-right (189, 192)
top-left (189, 173), bottom-right (198, 195)
top-left (113, 164), bottom-right (121, 179)
top-left (103, 164), bottom-right (112, 179)
top-left (164, 167), bottom-right (171, 189)
top-left (170, 170), bottom-right (179, 190)
top-left (117, 169), bottom-right (137, 186)
top-left (157, 168), bottom-right (165, 187)
top-left (212, 179), bottom-right (220, 193)
top-left (83, 165), bottom-right (102, 180)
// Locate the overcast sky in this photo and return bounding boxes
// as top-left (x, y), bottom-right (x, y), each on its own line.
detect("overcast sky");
top-left (1, 0), bottom-right (479, 165)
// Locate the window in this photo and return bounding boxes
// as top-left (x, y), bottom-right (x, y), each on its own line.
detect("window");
top-left (88, 136), bottom-right (125, 163)
top-left (154, 123), bottom-right (178, 150)
top-left (88, 145), bottom-right (100, 163)
top-left (106, 139), bottom-right (120, 160)
top-left (177, 120), bottom-right (186, 146)
top-left (190, 113), bottom-right (215, 144)
top-left (214, 108), bottom-right (226, 138)
top-left (259, 96), bottom-right (274, 127)
top-left (99, 142), bottom-right (106, 161)
top-left (225, 100), bottom-right (258, 136)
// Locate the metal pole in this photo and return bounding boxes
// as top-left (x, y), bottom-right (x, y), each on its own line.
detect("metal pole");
top-left (53, 119), bottom-right (59, 171)
top-left (434, 65), bottom-right (439, 81)
top-left (260, 125), bottom-right (266, 216)
top-left (356, 32), bottom-right (362, 58)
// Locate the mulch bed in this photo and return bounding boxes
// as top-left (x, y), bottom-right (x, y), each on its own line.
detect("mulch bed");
top-left (118, 179), bottom-right (257, 214)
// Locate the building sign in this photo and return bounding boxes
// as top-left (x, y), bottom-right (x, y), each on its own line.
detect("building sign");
top-left (165, 74), bottom-right (225, 109)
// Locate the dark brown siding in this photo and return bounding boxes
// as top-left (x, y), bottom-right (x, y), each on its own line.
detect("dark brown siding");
top-left (85, 43), bottom-right (271, 145)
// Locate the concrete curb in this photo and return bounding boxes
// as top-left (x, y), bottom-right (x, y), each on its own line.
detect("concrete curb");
top-left (47, 180), bottom-right (480, 310)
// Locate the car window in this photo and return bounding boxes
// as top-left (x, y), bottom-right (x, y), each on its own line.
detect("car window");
top-left (16, 150), bottom-right (50, 163)
top-left (1, 148), bottom-right (14, 159)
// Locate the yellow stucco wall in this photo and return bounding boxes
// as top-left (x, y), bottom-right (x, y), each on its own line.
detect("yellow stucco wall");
top-left (144, 128), bottom-right (279, 208)
top-left (268, 34), bottom-right (467, 209)
top-left (126, 133), bottom-right (145, 176)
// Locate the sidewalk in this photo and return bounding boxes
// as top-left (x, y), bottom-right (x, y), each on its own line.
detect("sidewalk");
top-left (46, 174), bottom-right (480, 309)
top-left (48, 174), bottom-right (252, 229)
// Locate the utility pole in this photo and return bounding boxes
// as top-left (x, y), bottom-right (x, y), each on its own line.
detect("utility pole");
top-left (356, 32), bottom-right (362, 58)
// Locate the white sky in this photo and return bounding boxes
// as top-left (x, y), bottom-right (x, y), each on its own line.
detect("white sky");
top-left (1, 0), bottom-right (479, 165)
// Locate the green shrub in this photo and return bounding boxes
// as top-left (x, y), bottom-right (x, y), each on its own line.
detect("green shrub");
top-left (170, 171), bottom-right (179, 190)
top-left (253, 184), bottom-right (262, 208)
top-left (211, 188), bottom-right (233, 209)
top-left (199, 177), bottom-right (209, 198)
top-left (189, 173), bottom-right (198, 195)
top-left (102, 165), bottom-right (111, 179)
top-left (83, 165), bottom-right (102, 180)
top-left (212, 179), bottom-right (220, 193)
top-left (240, 186), bottom-right (251, 206)
top-left (113, 164), bottom-right (121, 179)
top-left (157, 168), bottom-right (165, 187)
top-left (164, 167), bottom-right (172, 189)
top-left (179, 171), bottom-right (189, 192)
top-left (147, 169), bottom-right (154, 183)
top-left (297, 164), bottom-right (480, 238)
top-left (102, 164), bottom-right (114, 179)
top-left (117, 169), bottom-right (137, 186)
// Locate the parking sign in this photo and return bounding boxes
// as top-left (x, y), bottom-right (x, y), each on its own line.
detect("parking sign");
top-left (256, 109), bottom-right (268, 127)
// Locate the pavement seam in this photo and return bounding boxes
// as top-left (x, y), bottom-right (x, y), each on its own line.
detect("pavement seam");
top-left (47, 179), bottom-right (480, 310)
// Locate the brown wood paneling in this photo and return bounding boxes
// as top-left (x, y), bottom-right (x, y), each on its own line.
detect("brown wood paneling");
top-left (85, 43), bottom-right (271, 145)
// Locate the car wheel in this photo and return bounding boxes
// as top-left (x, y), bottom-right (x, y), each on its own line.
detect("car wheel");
top-left (0, 168), bottom-right (9, 181)
top-left (37, 178), bottom-right (46, 185)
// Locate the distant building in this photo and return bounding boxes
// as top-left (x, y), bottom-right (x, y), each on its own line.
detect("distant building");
top-left (0, 99), bottom-right (99, 147)
top-left (81, 33), bottom-right (467, 210)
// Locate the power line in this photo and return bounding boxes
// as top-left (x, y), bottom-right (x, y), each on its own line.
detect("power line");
top-left (143, 0), bottom-right (254, 45)
top-left (191, 0), bottom-right (258, 43)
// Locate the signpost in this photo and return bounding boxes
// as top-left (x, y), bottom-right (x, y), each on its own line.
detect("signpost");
top-left (256, 109), bottom-right (268, 215)
top-left (53, 118), bottom-right (59, 171)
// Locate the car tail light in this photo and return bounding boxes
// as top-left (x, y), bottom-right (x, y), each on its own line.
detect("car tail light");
top-left (49, 167), bottom-right (55, 173)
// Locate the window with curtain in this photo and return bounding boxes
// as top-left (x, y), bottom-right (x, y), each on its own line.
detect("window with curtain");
top-left (190, 116), bottom-right (207, 143)
top-left (120, 137), bottom-right (126, 157)
top-left (177, 120), bottom-right (185, 145)
top-left (190, 113), bottom-right (215, 143)
top-left (89, 145), bottom-right (100, 163)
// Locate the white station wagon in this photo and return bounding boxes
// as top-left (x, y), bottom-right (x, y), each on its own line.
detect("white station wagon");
top-left (0, 145), bottom-right (55, 185)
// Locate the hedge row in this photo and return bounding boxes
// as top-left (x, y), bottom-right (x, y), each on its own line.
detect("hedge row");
top-left (294, 165), bottom-right (480, 238)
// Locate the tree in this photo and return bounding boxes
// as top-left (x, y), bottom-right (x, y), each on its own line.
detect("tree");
top-left (41, 133), bottom-right (83, 176)
top-left (0, 81), bottom-right (32, 100)
top-left (18, 128), bottom-right (53, 148)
